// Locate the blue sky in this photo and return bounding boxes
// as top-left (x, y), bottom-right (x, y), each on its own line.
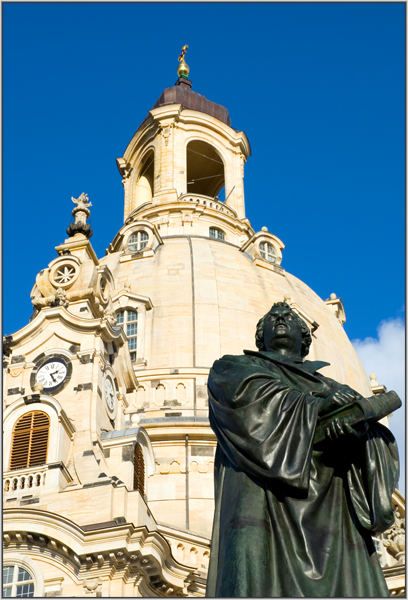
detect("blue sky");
top-left (3, 3), bottom-right (405, 483)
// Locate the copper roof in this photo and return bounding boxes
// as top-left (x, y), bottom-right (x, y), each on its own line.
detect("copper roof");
top-left (152, 78), bottom-right (231, 126)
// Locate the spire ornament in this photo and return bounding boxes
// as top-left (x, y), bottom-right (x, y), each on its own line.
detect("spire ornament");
top-left (177, 44), bottom-right (190, 79)
top-left (66, 193), bottom-right (93, 238)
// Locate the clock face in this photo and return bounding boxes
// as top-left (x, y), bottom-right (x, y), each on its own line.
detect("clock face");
top-left (36, 359), bottom-right (68, 390)
top-left (104, 376), bottom-right (117, 418)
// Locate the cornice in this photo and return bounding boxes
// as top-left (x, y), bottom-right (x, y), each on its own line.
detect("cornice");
top-left (55, 236), bottom-right (99, 265)
top-left (3, 508), bottom-right (196, 595)
top-left (8, 306), bottom-right (127, 346)
top-left (111, 290), bottom-right (153, 311)
top-left (124, 199), bottom-right (253, 237)
top-left (147, 104), bottom-right (250, 157)
top-left (139, 419), bottom-right (214, 442)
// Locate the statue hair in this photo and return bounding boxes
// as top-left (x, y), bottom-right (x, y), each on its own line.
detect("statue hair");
top-left (255, 302), bottom-right (312, 358)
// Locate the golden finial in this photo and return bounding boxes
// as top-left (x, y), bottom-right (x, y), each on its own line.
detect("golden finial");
top-left (177, 44), bottom-right (190, 79)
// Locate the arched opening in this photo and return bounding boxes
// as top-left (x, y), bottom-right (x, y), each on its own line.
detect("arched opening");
top-left (133, 443), bottom-right (145, 495)
top-left (10, 411), bottom-right (50, 470)
top-left (134, 150), bottom-right (154, 207)
top-left (3, 565), bottom-right (35, 597)
top-left (186, 141), bottom-right (225, 199)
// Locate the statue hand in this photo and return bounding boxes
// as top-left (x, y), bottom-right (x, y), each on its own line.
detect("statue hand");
top-left (325, 418), bottom-right (368, 443)
top-left (331, 388), bottom-right (362, 408)
top-left (316, 386), bottom-right (364, 417)
top-left (315, 390), bottom-right (354, 416)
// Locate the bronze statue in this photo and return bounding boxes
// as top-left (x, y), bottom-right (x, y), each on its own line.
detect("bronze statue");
top-left (206, 302), bottom-right (400, 597)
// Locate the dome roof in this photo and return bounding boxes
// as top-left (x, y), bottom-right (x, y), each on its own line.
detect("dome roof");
top-left (102, 235), bottom-right (372, 396)
top-left (152, 78), bottom-right (231, 126)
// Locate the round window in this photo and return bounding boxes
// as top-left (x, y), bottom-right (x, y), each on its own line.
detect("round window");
top-left (50, 261), bottom-right (79, 288)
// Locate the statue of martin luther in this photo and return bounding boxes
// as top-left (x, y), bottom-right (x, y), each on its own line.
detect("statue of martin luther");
top-left (207, 302), bottom-right (400, 597)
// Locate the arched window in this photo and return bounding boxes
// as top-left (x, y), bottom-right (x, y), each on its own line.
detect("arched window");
top-left (116, 310), bottom-right (138, 361)
top-left (209, 227), bottom-right (225, 241)
top-left (134, 150), bottom-right (154, 208)
top-left (3, 565), bottom-right (34, 598)
top-left (128, 231), bottom-right (148, 252)
top-left (2, 565), bottom-right (35, 597)
top-left (259, 241), bottom-right (276, 263)
top-left (186, 141), bottom-right (225, 199)
top-left (10, 412), bottom-right (50, 470)
top-left (133, 444), bottom-right (145, 495)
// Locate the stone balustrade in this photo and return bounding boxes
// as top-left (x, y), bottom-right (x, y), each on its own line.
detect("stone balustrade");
top-left (3, 465), bottom-right (47, 498)
top-left (178, 193), bottom-right (237, 219)
top-left (158, 524), bottom-right (210, 577)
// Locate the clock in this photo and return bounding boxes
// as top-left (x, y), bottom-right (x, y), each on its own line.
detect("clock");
top-left (104, 375), bottom-right (118, 419)
top-left (31, 354), bottom-right (72, 393)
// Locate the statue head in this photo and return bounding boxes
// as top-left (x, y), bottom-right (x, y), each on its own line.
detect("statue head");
top-left (255, 302), bottom-right (312, 359)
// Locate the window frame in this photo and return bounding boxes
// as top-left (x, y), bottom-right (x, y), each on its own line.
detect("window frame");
top-left (116, 309), bottom-right (138, 362)
top-left (1, 556), bottom-right (44, 599)
top-left (259, 241), bottom-right (276, 263)
top-left (209, 227), bottom-right (225, 241)
top-left (127, 230), bottom-right (149, 253)
top-left (9, 411), bottom-right (50, 471)
top-left (3, 397), bottom-right (75, 482)
top-left (3, 565), bottom-right (35, 598)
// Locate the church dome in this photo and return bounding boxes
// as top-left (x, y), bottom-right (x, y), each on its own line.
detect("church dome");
top-left (101, 228), bottom-right (371, 396)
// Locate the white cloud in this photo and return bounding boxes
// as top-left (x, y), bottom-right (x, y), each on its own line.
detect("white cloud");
top-left (353, 318), bottom-right (405, 398)
top-left (352, 318), bottom-right (405, 490)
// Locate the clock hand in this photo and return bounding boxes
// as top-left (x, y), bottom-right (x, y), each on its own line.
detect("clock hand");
top-left (51, 369), bottom-right (64, 377)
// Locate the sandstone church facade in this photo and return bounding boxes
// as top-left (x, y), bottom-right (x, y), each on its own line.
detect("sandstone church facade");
top-left (3, 68), bottom-right (405, 596)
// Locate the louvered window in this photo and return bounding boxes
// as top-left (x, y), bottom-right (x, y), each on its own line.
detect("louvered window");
top-left (10, 412), bottom-right (50, 470)
top-left (133, 444), bottom-right (145, 495)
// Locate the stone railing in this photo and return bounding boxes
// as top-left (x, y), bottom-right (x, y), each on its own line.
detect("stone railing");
top-left (178, 193), bottom-right (237, 219)
top-left (158, 523), bottom-right (210, 576)
top-left (3, 465), bottom-right (47, 498)
top-left (3, 462), bottom-right (72, 500)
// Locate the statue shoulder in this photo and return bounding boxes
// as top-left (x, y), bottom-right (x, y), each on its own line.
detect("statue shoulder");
top-left (210, 353), bottom-right (267, 376)
top-left (211, 353), bottom-right (247, 370)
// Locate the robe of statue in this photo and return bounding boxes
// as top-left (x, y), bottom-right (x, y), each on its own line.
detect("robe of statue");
top-left (206, 350), bottom-right (399, 598)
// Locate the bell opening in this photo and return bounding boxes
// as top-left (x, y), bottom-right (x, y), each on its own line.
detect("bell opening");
top-left (186, 141), bottom-right (225, 199)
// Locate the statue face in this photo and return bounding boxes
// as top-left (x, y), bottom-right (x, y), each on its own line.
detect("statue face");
top-left (262, 305), bottom-right (303, 356)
